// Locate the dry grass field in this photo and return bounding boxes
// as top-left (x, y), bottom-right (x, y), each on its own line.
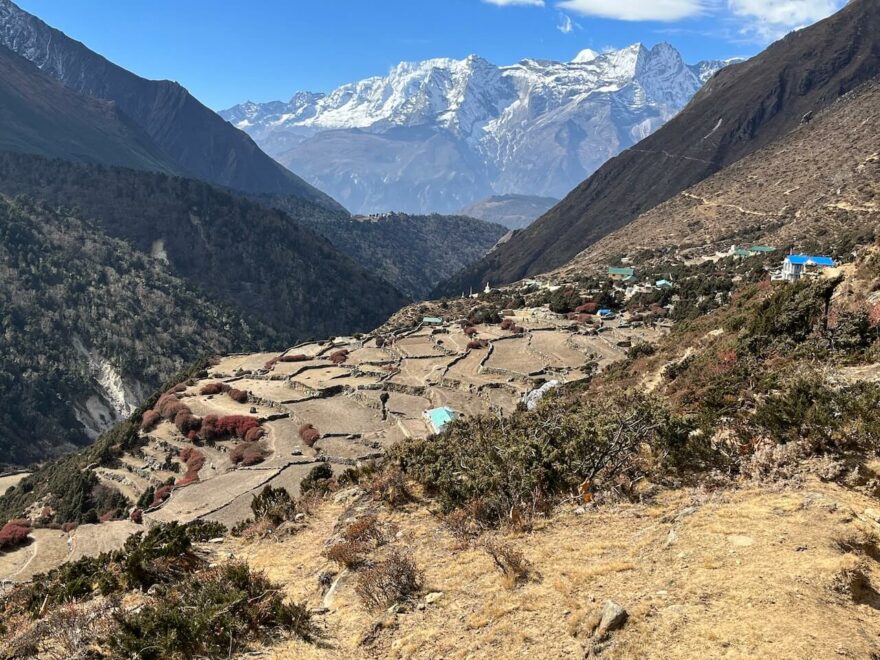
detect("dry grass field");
top-left (206, 473), bottom-right (880, 660)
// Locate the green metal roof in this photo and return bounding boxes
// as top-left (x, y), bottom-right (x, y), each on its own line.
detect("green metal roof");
top-left (748, 245), bottom-right (776, 253)
top-left (734, 249), bottom-right (751, 257)
top-left (608, 266), bottom-right (635, 276)
top-left (422, 317), bottom-right (443, 325)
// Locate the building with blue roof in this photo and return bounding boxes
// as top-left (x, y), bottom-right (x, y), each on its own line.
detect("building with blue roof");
top-left (782, 254), bottom-right (835, 281)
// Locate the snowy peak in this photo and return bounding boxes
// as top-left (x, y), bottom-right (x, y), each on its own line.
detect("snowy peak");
top-left (572, 48), bottom-right (599, 63)
top-left (221, 42), bottom-right (734, 214)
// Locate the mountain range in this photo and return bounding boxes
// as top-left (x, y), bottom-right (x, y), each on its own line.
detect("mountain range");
top-left (222, 45), bottom-right (734, 215)
top-left (438, 0), bottom-right (880, 295)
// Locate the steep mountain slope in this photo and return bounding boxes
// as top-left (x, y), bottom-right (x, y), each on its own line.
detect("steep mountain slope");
top-left (555, 81), bottom-right (880, 278)
top-left (0, 153), bottom-right (407, 340)
top-left (223, 45), bottom-right (731, 214)
top-left (0, 0), bottom-right (342, 212)
top-left (438, 0), bottom-right (880, 293)
top-left (459, 194), bottom-right (559, 230)
top-left (299, 213), bottom-right (507, 299)
top-left (0, 195), bottom-right (274, 466)
top-left (0, 45), bottom-right (175, 173)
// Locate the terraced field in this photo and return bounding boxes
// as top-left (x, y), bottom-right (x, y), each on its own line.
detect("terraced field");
top-left (0, 311), bottom-right (665, 582)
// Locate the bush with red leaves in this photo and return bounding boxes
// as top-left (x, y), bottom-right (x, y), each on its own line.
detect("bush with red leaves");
top-left (130, 508), bottom-right (143, 524)
top-left (279, 354), bottom-right (308, 363)
top-left (230, 442), bottom-right (268, 466)
top-left (174, 411), bottom-right (201, 435)
top-left (575, 303), bottom-right (599, 315)
top-left (244, 427), bottom-right (265, 443)
top-left (329, 349), bottom-right (349, 365)
top-left (155, 394), bottom-right (188, 421)
top-left (512, 326), bottom-right (525, 335)
top-left (227, 388), bottom-right (248, 404)
top-left (264, 357), bottom-right (279, 370)
top-left (200, 382), bottom-right (230, 396)
top-left (463, 327), bottom-right (478, 337)
top-left (141, 409), bottom-right (161, 431)
top-left (299, 424), bottom-right (321, 447)
top-left (99, 511), bottom-right (116, 523)
top-left (204, 415), bottom-right (261, 440)
top-left (166, 383), bottom-right (187, 394)
top-left (467, 340), bottom-right (488, 350)
top-left (152, 485), bottom-right (173, 507)
top-left (500, 318), bottom-right (515, 331)
top-left (61, 522), bottom-right (78, 533)
top-left (0, 520), bottom-right (31, 549)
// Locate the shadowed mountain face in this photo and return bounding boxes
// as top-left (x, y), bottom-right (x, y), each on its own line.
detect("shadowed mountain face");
top-left (436, 0), bottom-right (880, 295)
top-left (0, 45), bottom-right (176, 173)
top-left (0, 0), bottom-right (344, 212)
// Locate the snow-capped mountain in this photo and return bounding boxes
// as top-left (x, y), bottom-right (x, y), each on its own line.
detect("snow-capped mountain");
top-left (222, 43), bottom-right (736, 215)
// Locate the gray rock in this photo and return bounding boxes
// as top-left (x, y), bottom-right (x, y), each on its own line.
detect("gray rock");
top-left (425, 591), bottom-right (443, 605)
top-left (596, 600), bottom-right (628, 638)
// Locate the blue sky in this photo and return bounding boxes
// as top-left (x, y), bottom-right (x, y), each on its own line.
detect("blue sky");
top-left (17, 0), bottom-right (846, 110)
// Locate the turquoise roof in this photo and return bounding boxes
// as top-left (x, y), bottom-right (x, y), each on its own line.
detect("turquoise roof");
top-left (426, 407), bottom-right (456, 433)
top-left (655, 279), bottom-right (673, 287)
top-left (749, 245), bottom-right (776, 253)
top-left (608, 266), bottom-right (635, 276)
top-left (422, 317), bottom-right (443, 324)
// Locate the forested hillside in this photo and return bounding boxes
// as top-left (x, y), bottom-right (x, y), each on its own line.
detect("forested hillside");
top-left (0, 153), bottom-right (407, 339)
top-left (0, 196), bottom-right (275, 466)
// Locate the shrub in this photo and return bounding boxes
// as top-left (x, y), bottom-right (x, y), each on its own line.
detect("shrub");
top-left (627, 342), bottom-right (656, 360)
top-left (0, 520), bottom-right (31, 549)
top-left (264, 357), bottom-right (279, 370)
top-left (343, 515), bottom-right (387, 545)
top-left (300, 463), bottom-right (334, 497)
top-left (467, 340), bottom-right (487, 350)
top-left (130, 508), bottom-right (143, 524)
top-left (212, 415), bottom-right (260, 439)
top-left (230, 442), bottom-right (268, 466)
top-left (279, 354), bottom-right (308, 363)
top-left (500, 318), bottom-right (515, 331)
top-left (199, 382), bottom-right (230, 396)
top-left (364, 466), bottom-right (411, 507)
top-left (185, 519), bottom-right (227, 542)
top-left (155, 394), bottom-right (188, 421)
top-left (111, 562), bottom-right (316, 658)
top-left (481, 538), bottom-right (530, 588)
top-left (355, 550), bottom-right (423, 611)
top-left (250, 486), bottom-right (296, 525)
top-left (140, 410), bottom-right (161, 431)
top-left (395, 391), bottom-right (690, 525)
top-left (463, 326), bottom-right (478, 336)
top-left (174, 410), bottom-right (201, 435)
top-left (329, 349), bottom-right (349, 365)
top-left (548, 288), bottom-right (582, 314)
top-left (228, 388), bottom-right (248, 404)
top-left (152, 485), bottom-right (173, 507)
top-left (244, 426), bottom-right (265, 443)
top-left (576, 302), bottom-right (599, 315)
top-left (299, 424), bottom-right (321, 447)
top-left (166, 383), bottom-right (187, 395)
top-left (324, 540), bottom-right (367, 569)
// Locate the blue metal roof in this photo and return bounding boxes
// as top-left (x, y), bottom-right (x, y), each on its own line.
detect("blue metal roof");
top-left (598, 308), bottom-right (614, 316)
top-left (426, 407), bottom-right (456, 434)
top-left (785, 255), bottom-right (834, 267)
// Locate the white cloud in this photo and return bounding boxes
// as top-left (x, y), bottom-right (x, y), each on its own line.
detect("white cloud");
top-left (482, 0), bottom-right (545, 6)
top-left (556, 0), bottom-right (707, 21)
top-left (557, 13), bottom-right (575, 32)
top-left (727, 0), bottom-right (845, 42)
